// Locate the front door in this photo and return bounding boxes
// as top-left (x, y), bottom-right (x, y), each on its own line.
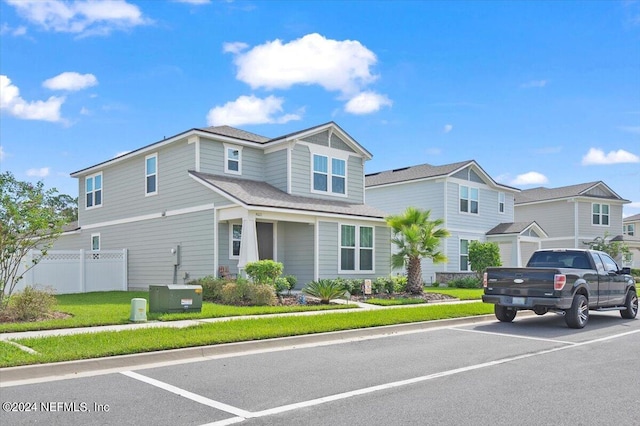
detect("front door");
top-left (256, 222), bottom-right (274, 260)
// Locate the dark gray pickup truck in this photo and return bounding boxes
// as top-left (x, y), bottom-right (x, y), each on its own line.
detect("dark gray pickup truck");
top-left (482, 249), bottom-right (637, 328)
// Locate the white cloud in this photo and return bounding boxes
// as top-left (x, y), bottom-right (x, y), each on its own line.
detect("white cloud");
top-left (1, 75), bottom-right (65, 122)
top-left (26, 167), bottom-right (50, 178)
top-left (443, 124), bottom-right (453, 133)
top-left (206, 95), bottom-right (303, 126)
top-left (511, 171), bottom-right (549, 185)
top-left (223, 41), bottom-right (249, 54)
top-left (6, 0), bottom-right (150, 37)
top-left (344, 91), bottom-right (392, 115)
top-left (80, 106), bottom-right (90, 115)
top-left (1, 23), bottom-right (28, 36)
top-left (520, 80), bottom-right (548, 88)
top-left (173, 0), bottom-right (211, 5)
top-left (43, 72), bottom-right (98, 91)
top-left (227, 33), bottom-right (379, 97)
top-left (581, 148), bottom-right (640, 165)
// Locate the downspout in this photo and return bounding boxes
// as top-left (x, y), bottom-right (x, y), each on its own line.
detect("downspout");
top-left (314, 217), bottom-right (320, 281)
top-left (573, 199), bottom-right (579, 248)
top-left (213, 207), bottom-right (218, 278)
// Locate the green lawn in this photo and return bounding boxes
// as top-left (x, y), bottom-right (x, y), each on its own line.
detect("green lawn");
top-left (1, 302), bottom-right (494, 367)
top-left (0, 291), bottom-right (353, 333)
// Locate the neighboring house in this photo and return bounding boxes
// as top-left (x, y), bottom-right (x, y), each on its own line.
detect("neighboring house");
top-left (365, 161), bottom-right (545, 283)
top-left (622, 213), bottom-right (640, 268)
top-left (54, 122), bottom-right (391, 290)
top-left (514, 181), bottom-right (630, 262)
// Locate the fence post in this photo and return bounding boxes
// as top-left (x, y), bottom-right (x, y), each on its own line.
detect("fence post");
top-left (122, 249), bottom-right (128, 291)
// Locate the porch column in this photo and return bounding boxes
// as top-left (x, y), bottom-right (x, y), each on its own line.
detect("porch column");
top-left (238, 214), bottom-right (259, 272)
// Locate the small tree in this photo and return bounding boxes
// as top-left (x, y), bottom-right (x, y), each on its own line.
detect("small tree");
top-left (244, 259), bottom-right (284, 286)
top-left (468, 241), bottom-right (502, 279)
top-left (583, 232), bottom-right (631, 264)
top-left (386, 207), bottom-right (450, 294)
top-left (0, 172), bottom-right (69, 306)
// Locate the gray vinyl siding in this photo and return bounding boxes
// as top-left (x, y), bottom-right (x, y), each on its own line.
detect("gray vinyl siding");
top-left (366, 179), bottom-right (445, 218)
top-left (78, 141), bottom-right (215, 226)
top-left (374, 225), bottom-right (392, 275)
top-left (289, 144), bottom-right (365, 204)
top-left (515, 202), bottom-right (575, 239)
top-left (200, 139), bottom-right (224, 175)
top-left (51, 233), bottom-right (84, 250)
top-left (264, 148), bottom-right (288, 192)
top-left (446, 181), bottom-right (514, 233)
top-left (302, 130), bottom-right (330, 147)
top-left (217, 222), bottom-right (237, 276)
top-left (280, 222), bottom-right (314, 287)
top-left (330, 133), bottom-right (356, 153)
top-left (88, 210), bottom-right (216, 290)
top-left (241, 146), bottom-right (265, 181)
top-left (318, 221), bottom-right (339, 278)
top-left (576, 200), bottom-right (624, 239)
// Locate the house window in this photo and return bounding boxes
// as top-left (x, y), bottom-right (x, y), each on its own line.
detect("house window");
top-left (498, 192), bottom-right (505, 214)
top-left (592, 203), bottom-right (609, 226)
top-left (225, 145), bottom-right (242, 175)
top-left (624, 224), bottom-right (635, 236)
top-left (85, 173), bottom-right (102, 209)
top-left (91, 234), bottom-right (100, 251)
top-left (340, 224), bottom-right (374, 272)
top-left (460, 239), bottom-right (477, 271)
top-left (145, 154), bottom-right (157, 195)
top-left (313, 154), bottom-right (346, 195)
top-left (460, 186), bottom-right (478, 214)
top-left (231, 224), bottom-right (242, 258)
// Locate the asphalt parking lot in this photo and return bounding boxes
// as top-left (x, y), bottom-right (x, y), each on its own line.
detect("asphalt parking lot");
top-left (1, 311), bottom-right (639, 426)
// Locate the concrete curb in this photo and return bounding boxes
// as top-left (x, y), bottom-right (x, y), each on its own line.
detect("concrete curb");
top-left (0, 314), bottom-right (498, 386)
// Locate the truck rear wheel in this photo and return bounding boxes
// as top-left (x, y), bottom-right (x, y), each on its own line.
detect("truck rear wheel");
top-left (565, 294), bottom-right (588, 329)
top-left (620, 290), bottom-right (638, 319)
top-left (495, 305), bottom-right (517, 322)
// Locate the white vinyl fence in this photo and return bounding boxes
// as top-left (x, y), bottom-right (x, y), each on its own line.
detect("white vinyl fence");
top-left (16, 249), bottom-right (128, 294)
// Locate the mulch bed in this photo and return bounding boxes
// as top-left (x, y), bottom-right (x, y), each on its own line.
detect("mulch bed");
top-left (276, 292), bottom-right (456, 306)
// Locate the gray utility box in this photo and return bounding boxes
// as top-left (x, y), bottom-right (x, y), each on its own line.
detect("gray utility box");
top-left (149, 284), bottom-right (203, 313)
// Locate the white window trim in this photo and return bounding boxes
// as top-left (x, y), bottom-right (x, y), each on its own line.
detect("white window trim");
top-left (459, 238), bottom-right (477, 272)
top-left (145, 153), bottom-right (158, 196)
top-left (591, 203), bottom-right (610, 227)
top-left (91, 233), bottom-right (101, 251)
top-left (85, 172), bottom-right (103, 210)
top-left (338, 224), bottom-right (375, 274)
top-left (310, 153), bottom-right (348, 197)
top-left (624, 223), bottom-right (635, 236)
top-left (229, 222), bottom-right (242, 259)
top-left (498, 192), bottom-right (505, 214)
top-left (459, 185), bottom-right (479, 215)
top-left (224, 144), bottom-right (242, 175)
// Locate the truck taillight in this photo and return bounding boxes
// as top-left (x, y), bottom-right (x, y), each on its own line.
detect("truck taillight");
top-left (554, 274), bottom-right (566, 291)
top-left (483, 272), bottom-right (488, 288)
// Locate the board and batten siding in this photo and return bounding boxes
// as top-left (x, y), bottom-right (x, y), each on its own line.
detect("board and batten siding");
top-left (78, 140), bottom-right (214, 226)
top-left (264, 148), bottom-right (288, 192)
top-left (86, 210), bottom-right (216, 290)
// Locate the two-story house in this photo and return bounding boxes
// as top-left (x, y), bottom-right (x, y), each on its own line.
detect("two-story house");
top-left (54, 122), bottom-right (391, 290)
top-left (514, 181), bottom-right (630, 258)
top-left (621, 213), bottom-right (639, 268)
top-left (365, 161), bottom-right (545, 283)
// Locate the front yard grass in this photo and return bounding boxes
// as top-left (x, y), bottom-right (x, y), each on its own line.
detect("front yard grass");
top-left (0, 302), bottom-right (494, 367)
top-left (0, 291), bottom-right (353, 333)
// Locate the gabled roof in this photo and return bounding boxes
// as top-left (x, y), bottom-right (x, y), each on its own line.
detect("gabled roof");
top-left (72, 121), bottom-right (370, 177)
top-left (189, 171), bottom-right (387, 220)
top-left (515, 181), bottom-right (629, 205)
top-left (365, 160), bottom-right (519, 192)
top-left (486, 221), bottom-right (548, 237)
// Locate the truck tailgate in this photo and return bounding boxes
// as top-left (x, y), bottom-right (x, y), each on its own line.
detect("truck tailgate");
top-left (485, 268), bottom-right (559, 297)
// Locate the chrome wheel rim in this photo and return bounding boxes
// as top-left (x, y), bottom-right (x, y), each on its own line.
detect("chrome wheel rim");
top-left (578, 300), bottom-right (588, 325)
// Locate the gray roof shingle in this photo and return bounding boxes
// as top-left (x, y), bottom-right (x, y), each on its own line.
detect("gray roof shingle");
top-left (486, 222), bottom-right (541, 235)
top-left (197, 126), bottom-right (270, 143)
top-left (365, 160), bottom-right (474, 187)
top-left (515, 181), bottom-right (625, 204)
top-left (190, 171), bottom-right (388, 219)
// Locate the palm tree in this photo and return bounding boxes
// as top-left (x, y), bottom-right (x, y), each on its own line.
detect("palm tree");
top-left (386, 207), bottom-right (450, 294)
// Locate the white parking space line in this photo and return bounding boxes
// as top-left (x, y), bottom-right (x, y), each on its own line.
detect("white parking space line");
top-left (124, 328), bottom-right (640, 426)
top-left (120, 371), bottom-right (252, 418)
top-left (450, 327), bottom-right (578, 345)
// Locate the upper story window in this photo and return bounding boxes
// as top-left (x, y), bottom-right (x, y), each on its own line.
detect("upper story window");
top-left (313, 154), bottom-right (346, 195)
top-left (225, 145), bottom-right (242, 175)
top-left (85, 173), bottom-right (102, 209)
top-left (145, 154), bottom-right (158, 196)
top-left (624, 223), bottom-right (635, 236)
top-left (460, 185), bottom-right (478, 214)
top-left (498, 192), bottom-right (505, 214)
top-left (339, 224), bottom-right (374, 272)
top-left (592, 203), bottom-right (609, 226)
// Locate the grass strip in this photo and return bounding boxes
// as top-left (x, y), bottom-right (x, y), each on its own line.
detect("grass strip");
top-left (424, 288), bottom-right (483, 300)
top-left (364, 298), bottom-right (425, 306)
top-left (1, 302), bottom-right (493, 368)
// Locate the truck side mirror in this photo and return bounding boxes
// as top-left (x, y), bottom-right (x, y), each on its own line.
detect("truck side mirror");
top-left (621, 267), bottom-right (631, 275)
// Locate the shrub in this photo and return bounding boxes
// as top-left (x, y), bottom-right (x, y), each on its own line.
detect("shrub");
top-left (274, 278), bottom-right (290, 296)
top-left (303, 279), bottom-right (346, 303)
top-left (284, 275), bottom-right (298, 292)
top-left (220, 280), bottom-right (251, 305)
top-left (244, 260), bottom-right (284, 286)
top-left (448, 276), bottom-right (482, 289)
top-left (468, 241), bottom-right (502, 279)
top-left (3, 286), bottom-right (57, 322)
top-left (339, 278), bottom-right (363, 296)
top-left (188, 275), bottom-right (226, 302)
top-left (249, 284), bottom-right (277, 306)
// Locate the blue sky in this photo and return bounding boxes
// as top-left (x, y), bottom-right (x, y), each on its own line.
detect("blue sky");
top-left (1, 0), bottom-right (639, 216)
